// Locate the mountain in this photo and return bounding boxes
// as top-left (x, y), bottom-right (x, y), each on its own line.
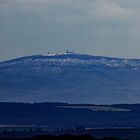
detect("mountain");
top-left (0, 52), bottom-right (140, 104)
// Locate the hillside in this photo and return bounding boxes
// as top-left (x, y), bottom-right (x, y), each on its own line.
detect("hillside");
top-left (0, 53), bottom-right (140, 104)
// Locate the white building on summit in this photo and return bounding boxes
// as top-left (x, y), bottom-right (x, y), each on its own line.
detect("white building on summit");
top-left (42, 51), bottom-right (76, 56)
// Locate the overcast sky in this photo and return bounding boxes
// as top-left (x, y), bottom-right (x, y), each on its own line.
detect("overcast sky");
top-left (1, 0), bottom-right (140, 61)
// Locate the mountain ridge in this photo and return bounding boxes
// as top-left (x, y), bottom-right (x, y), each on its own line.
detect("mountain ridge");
top-left (1, 53), bottom-right (140, 69)
top-left (0, 53), bottom-right (140, 104)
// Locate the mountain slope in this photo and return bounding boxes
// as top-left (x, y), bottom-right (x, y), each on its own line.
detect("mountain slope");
top-left (0, 53), bottom-right (140, 104)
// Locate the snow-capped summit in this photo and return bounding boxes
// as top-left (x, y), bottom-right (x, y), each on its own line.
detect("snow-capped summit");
top-left (1, 52), bottom-right (140, 70)
top-left (0, 53), bottom-right (140, 104)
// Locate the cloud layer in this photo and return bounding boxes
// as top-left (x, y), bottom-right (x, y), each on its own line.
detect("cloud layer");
top-left (0, 0), bottom-right (140, 60)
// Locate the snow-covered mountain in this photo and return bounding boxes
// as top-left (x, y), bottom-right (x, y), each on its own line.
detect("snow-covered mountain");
top-left (1, 53), bottom-right (140, 104)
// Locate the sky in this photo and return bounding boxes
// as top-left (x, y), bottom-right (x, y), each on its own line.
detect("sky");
top-left (1, 0), bottom-right (140, 61)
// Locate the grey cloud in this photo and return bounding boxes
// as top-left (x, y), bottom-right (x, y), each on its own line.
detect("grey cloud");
top-left (0, 0), bottom-right (140, 61)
